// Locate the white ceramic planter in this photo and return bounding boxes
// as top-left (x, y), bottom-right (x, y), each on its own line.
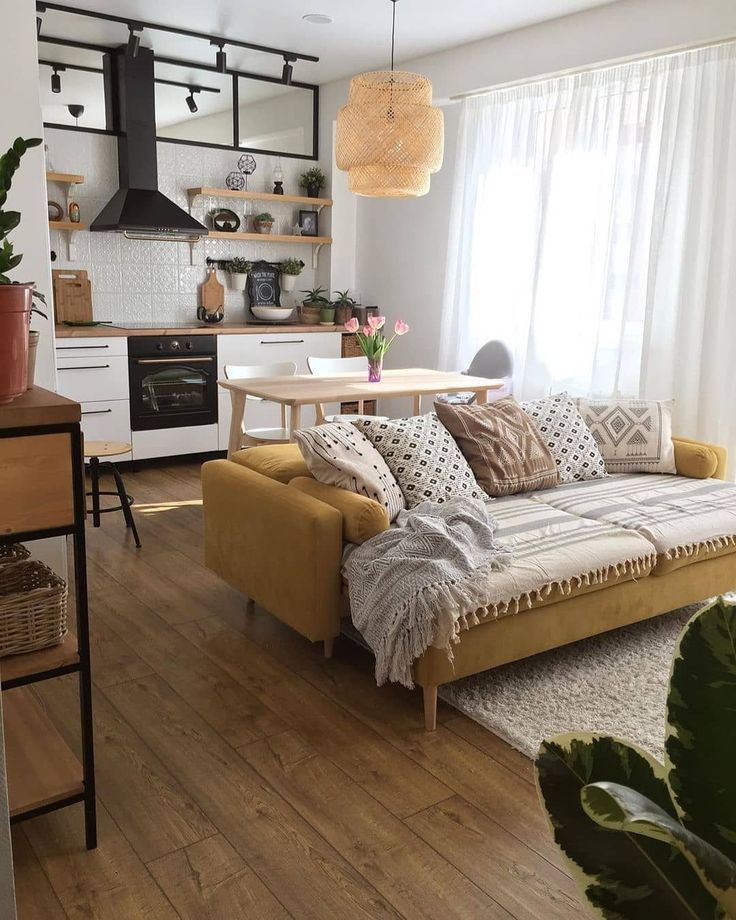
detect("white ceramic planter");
top-left (229, 272), bottom-right (248, 291)
top-left (280, 273), bottom-right (297, 292)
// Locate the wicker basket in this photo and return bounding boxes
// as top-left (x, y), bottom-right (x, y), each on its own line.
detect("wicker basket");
top-left (0, 560), bottom-right (68, 657)
top-left (0, 543), bottom-right (31, 567)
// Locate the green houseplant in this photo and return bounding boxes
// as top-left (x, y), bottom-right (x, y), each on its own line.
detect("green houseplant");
top-left (253, 212), bottom-right (274, 234)
top-left (300, 166), bottom-right (326, 198)
top-left (225, 257), bottom-right (252, 291)
top-left (0, 136), bottom-right (45, 404)
top-left (299, 286), bottom-right (330, 325)
top-left (535, 597), bottom-right (736, 918)
top-left (279, 257), bottom-right (304, 293)
top-left (332, 289), bottom-right (357, 325)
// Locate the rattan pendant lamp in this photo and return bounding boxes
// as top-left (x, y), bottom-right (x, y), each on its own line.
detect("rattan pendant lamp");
top-left (336, 0), bottom-right (444, 198)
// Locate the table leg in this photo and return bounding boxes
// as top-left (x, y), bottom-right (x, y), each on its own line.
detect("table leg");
top-left (475, 389), bottom-right (488, 405)
top-left (227, 391), bottom-right (246, 458)
top-left (413, 395), bottom-right (421, 415)
top-left (289, 404), bottom-right (302, 442)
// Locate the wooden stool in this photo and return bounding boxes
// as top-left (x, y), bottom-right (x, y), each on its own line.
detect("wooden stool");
top-left (84, 441), bottom-right (141, 548)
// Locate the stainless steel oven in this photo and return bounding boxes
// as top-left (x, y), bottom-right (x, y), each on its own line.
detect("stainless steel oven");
top-left (128, 335), bottom-right (218, 431)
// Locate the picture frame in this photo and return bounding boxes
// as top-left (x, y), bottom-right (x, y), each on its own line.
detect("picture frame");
top-left (299, 209), bottom-right (318, 237)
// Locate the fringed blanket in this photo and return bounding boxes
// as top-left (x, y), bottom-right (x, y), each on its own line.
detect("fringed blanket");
top-left (343, 498), bottom-right (513, 688)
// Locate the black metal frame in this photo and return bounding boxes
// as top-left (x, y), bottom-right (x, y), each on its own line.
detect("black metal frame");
top-left (0, 421), bottom-right (96, 849)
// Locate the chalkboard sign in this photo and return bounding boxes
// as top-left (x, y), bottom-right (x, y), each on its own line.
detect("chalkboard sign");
top-left (246, 260), bottom-right (281, 307)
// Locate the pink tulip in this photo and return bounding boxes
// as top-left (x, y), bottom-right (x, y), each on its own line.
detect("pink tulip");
top-left (344, 317), bottom-right (359, 333)
top-left (362, 325), bottom-right (374, 337)
top-left (394, 320), bottom-right (409, 336)
top-left (367, 314), bottom-right (386, 330)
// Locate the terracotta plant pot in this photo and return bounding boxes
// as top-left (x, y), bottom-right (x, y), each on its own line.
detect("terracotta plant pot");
top-left (335, 304), bottom-right (353, 325)
top-left (0, 284), bottom-right (33, 404)
top-left (299, 304), bottom-right (321, 325)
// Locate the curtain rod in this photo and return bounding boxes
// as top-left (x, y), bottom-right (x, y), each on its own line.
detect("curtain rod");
top-left (449, 33), bottom-right (736, 102)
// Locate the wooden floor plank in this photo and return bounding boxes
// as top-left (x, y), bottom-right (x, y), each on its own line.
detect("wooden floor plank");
top-left (11, 828), bottom-right (67, 920)
top-left (443, 716), bottom-right (535, 784)
top-left (103, 674), bottom-right (400, 920)
top-left (242, 730), bottom-right (512, 920)
top-left (87, 605), bottom-right (153, 690)
top-left (148, 834), bottom-right (290, 920)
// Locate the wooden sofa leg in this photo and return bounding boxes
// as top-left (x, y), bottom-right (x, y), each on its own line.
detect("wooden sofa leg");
top-left (423, 685), bottom-right (438, 731)
top-left (323, 637), bottom-right (334, 659)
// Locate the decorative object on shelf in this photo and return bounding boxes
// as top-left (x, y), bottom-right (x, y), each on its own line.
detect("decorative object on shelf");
top-left (198, 264), bottom-right (225, 321)
top-left (292, 223), bottom-right (303, 236)
top-left (299, 209), bottom-right (318, 237)
top-left (44, 143), bottom-right (55, 173)
top-left (300, 166), bottom-right (326, 198)
top-left (332, 289), bottom-right (357, 325)
top-left (0, 559), bottom-right (68, 657)
top-left (247, 260), bottom-right (281, 312)
top-left (279, 257), bottom-right (304, 292)
top-left (251, 305), bottom-right (294, 322)
top-left (299, 286), bottom-right (330, 325)
top-left (238, 153), bottom-right (257, 189)
top-left (0, 136), bottom-right (47, 405)
top-left (68, 199), bottom-right (81, 223)
top-left (320, 304), bottom-right (336, 325)
top-left (47, 200), bottom-right (63, 222)
top-left (272, 157), bottom-right (284, 195)
top-left (344, 315), bottom-right (409, 383)
top-left (225, 170), bottom-right (246, 191)
top-left (353, 304), bottom-right (380, 325)
top-left (67, 104), bottom-right (85, 126)
top-left (210, 207), bottom-right (241, 232)
top-left (253, 211), bottom-right (274, 234)
top-left (225, 256), bottom-right (252, 291)
top-left (336, 0), bottom-right (444, 198)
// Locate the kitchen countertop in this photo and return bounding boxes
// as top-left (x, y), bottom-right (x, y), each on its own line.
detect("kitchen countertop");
top-left (55, 323), bottom-right (347, 338)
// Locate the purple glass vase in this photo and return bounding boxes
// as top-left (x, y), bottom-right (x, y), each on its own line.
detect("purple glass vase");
top-left (368, 357), bottom-right (383, 383)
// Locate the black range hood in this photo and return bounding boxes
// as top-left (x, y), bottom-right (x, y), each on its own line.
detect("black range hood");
top-left (91, 46), bottom-right (206, 242)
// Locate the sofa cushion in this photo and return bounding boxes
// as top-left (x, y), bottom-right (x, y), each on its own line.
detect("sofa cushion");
top-left (434, 397), bottom-right (558, 497)
top-left (520, 393), bottom-right (607, 483)
top-left (289, 477), bottom-right (389, 544)
top-left (577, 397), bottom-right (676, 474)
top-left (673, 437), bottom-right (724, 480)
top-left (531, 474), bottom-right (736, 575)
top-left (294, 422), bottom-right (405, 521)
top-left (352, 413), bottom-right (483, 509)
top-left (231, 444), bottom-right (310, 483)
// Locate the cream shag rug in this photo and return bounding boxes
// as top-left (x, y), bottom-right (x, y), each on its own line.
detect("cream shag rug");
top-left (439, 604), bottom-right (706, 761)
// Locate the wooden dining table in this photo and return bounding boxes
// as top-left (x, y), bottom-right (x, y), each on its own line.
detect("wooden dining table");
top-left (219, 367), bottom-right (503, 456)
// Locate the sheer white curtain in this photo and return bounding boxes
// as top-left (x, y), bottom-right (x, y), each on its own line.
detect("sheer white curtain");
top-left (440, 42), bottom-right (736, 457)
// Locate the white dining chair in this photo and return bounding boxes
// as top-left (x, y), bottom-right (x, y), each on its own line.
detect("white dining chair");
top-left (307, 355), bottom-right (389, 423)
top-left (225, 361), bottom-right (297, 448)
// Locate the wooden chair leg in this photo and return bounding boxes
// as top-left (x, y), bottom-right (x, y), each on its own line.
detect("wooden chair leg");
top-left (423, 685), bottom-right (438, 731)
top-left (323, 637), bottom-right (334, 659)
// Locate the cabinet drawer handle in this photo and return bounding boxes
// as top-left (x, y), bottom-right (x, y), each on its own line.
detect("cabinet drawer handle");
top-left (56, 345), bottom-right (110, 350)
top-left (82, 408), bottom-right (113, 416)
top-left (259, 339), bottom-right (305, 345)
top-left (58, 364), bottom-right (111, 370)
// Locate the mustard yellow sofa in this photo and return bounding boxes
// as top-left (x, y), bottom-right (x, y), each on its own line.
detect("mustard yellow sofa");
top-left (202, 436), bottom-right (734, 730)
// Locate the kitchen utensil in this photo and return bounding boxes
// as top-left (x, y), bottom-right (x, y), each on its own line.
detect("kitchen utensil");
top-left (196, 306), bottom-right (225, 324)
top-left (199, 266), bottom-right (224, 313)
top-left (52, 269), bottom-right (93, 324)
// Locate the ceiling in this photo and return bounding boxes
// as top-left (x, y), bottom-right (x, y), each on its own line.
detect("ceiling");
top-left (39, 0), bottom-right (620, 87)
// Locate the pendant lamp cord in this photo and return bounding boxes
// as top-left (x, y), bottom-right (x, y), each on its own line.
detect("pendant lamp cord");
top-left (390, 0), bottom-right (397, 71)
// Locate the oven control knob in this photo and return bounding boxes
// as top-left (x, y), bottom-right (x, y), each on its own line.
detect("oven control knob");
top-left (170, 340), bottom-right (181, 351)
top-left (185, 341), bottom-right (193, 350)
top-left (156, 343), bottom-right (164, 351)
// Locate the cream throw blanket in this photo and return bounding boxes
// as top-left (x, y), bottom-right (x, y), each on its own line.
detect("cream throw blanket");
top-left (342, 498), bottom-right (513, 688)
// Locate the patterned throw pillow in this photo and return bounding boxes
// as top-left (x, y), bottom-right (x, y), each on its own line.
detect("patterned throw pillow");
top-left (294, 422), bottom-right (405, 521)
top-left (577, 397), bottom-right (677, 474)
top-left (352, 413), bottom-right (483, 509)
top-left (435, 397), bottom-right (559, 497)
top-left (520, 393), bottom-right (607, 483)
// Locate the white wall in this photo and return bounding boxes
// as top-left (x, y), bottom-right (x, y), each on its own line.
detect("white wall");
top-left (320, 0), bottom-right (736, 372)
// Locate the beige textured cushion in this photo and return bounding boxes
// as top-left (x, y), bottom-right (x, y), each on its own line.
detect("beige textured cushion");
top-left (294, 422), bottom-right (405, 521)
top-left (435, 397), bottom-right (559, 497)
top-left (577, 397), bottom-right (677, 474)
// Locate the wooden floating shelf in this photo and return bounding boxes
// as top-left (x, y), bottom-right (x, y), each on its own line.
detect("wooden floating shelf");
top-left (49, 220), bottom-right (88, 232)
top-left (4, 687), bottom-right (84, 817)
top-left (0, 633), bottom-right (78, 687)
top-left (47, 171), bottom-right (85, 185)
top-left (188, 187), bottom-right (332, 208)
top-left (207, 231), bottom-right (332, 244)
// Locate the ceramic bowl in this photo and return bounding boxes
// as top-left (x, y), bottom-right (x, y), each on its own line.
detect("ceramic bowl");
top-left (251, 305), bottom-right (294, 322)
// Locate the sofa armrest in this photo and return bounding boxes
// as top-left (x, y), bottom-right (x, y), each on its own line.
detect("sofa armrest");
top-left (202, 460), bottom-right (343, 642)
top-left (289, 477), bottom-right (390, 544)
top-left (673, 437), bottom-right (727, 480)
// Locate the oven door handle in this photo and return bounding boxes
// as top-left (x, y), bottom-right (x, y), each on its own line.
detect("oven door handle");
top-left (133, 357), bottom-right (215, 364)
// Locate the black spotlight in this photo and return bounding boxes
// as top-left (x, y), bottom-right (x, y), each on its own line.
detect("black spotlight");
top-left (51, 67), bottom-right (62, 94)
top-left (37, 3), bottom-right (45, 37)
top-left (282, 55), bottom-right (295, 85)
top-left (212, 40), bottom-right (227, 73)
top-left (186, 89), bottom-right (199, 114)
top-left (127, 24), bottom-right (141, 58)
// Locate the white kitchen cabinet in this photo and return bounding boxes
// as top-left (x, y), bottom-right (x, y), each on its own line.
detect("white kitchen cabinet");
top-left (79, 400), bottom-right (131, 444)
top-left (132, 424), bottom-right (218, 460)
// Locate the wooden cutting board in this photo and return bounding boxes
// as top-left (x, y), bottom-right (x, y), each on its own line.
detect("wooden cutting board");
top-left (200, 266), bottom-right (224, 313)
top-left (52, 269), bottom-right (93, 324)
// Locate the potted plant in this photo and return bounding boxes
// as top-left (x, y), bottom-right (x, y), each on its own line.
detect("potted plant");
top-left (344, 316), bottom-right (409, 382)
top-left (253, 212), bottom-right (274, 234)
top-left (299, 286), bottom-right (330, 325)
top-left (0, 136), bottom-right (46, 404)
top-left (332, 289), bottom-right (357, 326)
top-left (300, 166), bottom-right (327, 199)
top-left (279, 257), bottom-right (304, 293)
top-left (226, 257), bottom-right (252, 291)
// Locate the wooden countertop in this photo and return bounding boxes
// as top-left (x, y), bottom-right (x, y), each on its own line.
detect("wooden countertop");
top-left (55, 323), bottom-right (346, 338)
top-left (0, 386), bottom-right (80, 429)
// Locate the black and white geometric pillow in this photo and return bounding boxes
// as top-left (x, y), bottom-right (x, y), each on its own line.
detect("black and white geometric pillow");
top-left (520, 393), bottom-right (607, 483)
top-left (352, 413), bottom-right (483, 509)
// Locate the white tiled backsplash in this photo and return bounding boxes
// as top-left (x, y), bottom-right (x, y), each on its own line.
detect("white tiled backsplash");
top-left (46, 127), bottom-right (324, 325)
